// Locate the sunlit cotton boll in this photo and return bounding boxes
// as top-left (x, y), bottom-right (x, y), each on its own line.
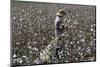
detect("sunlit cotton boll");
top-left (91, 25), bottom-right (93, 27)
top-left (13, 16), bottom-right (17, 20)
top-left (70, 41), bottom-right (73, 44)
top-left (73, 20), bottom-right (78, 25)
top-left (77, 41), bottom-right (80, 44)
top-left (40, 52), bottom-right (46, 61)
top-left (78, 47), bottom-right (81, 50)
top-left (34, 58), bottom-right (41, 64)
top-left (61, 33), bottom-right (65, 37)
top-left (16, 42), bottom-right (20, 45)
top-left (89, 57), bottom-right (95, 61)
top-left (28, 46), bottom-right (32, 49)
top-left (17, 58), bottom-right (23, 64)
top-left (13, 59), bottom-right (17, 63)
top-left (22, 55), bottom-right (27, 58)
top-left (29, 51), bottom-right (32, 54)
top-left (32, 47), bottom-right (38, 51)
top-left (70, 25), bottom-right (73, 28)
top-left (90, 28), bottom-right (94, 32)
top-left (13, 54), bottom-right (17, 58)
top-left (34, 42), bottom-right (37, 44)
top-left (86, 47), bottom-right (91, 53)
top-left (40, 51), bottom-right (50, 62)
top-left (80, 39), bottom-right (85, 42)
top-left (65, 60), bottom-right (69, 62)
top-left (79, 30), bottom-right (82, 33)
top-left (67, 19), bottom-right (71, 23)
top-left (20, 18), bottom-right (23, 21)
top-left (43, 37), bottom-right (46, 40)
top-left (64, 18), bottom-right (67, 21)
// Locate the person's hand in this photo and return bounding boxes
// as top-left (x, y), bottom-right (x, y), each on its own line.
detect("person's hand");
top-left (60, 24), bottom-right (65, 30)
top-left (65, 26), bottom-right (68, 31)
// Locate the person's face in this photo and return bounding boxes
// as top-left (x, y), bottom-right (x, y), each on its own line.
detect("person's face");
top-left (58, 15), bottom-right (63, 18)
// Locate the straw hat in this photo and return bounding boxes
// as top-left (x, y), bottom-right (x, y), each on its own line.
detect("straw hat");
top-left (56, 9), bottom-right (66, 16)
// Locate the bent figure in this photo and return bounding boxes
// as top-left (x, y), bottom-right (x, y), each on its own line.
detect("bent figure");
top-left (39, 10), bottom-right (66, 63)
top-left (55, 10), bottom-right (66, 38)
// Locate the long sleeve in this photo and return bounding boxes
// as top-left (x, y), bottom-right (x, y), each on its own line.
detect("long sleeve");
top-left (55, 16), bottom-right (61, 28)
top-left (55, 16), bottom-right (62, 36)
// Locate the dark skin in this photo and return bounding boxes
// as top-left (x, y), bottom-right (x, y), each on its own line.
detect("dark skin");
top-left (58, 15), bottom-right (63, 18)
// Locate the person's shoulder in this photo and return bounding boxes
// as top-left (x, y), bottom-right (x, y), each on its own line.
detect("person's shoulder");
top-left (55, 17), bottom-right (60, 22)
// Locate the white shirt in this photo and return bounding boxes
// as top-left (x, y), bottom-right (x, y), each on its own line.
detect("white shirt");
top-left (55, 16), bottom-right (62, 26)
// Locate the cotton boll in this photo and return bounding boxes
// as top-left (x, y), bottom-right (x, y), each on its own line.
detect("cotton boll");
top-left (16, 42), bottom-right (20, 45)
top-left (90, 28), bottom-right (94, 32)
top-left (80, 39), bottom-right (85, 42)
top-left (13, 54), bottom-right (17, 58)
top-left (13, 59), bottom-right (17, 63)
top-left (22, 55), bottom-right (27, 58)
top-left (28, 46), bottom-right (32, 49)
top-left (17, 58), bottom-right (23, 64)
top-left (32, 47), bottom-right (38, 51)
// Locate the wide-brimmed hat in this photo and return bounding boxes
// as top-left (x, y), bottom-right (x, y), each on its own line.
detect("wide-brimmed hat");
top-left (56, 10), bottom-right (66, 16)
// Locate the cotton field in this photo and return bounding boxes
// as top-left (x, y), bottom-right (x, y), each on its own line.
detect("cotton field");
top-left (11, 1), bottom-right (96, 66)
